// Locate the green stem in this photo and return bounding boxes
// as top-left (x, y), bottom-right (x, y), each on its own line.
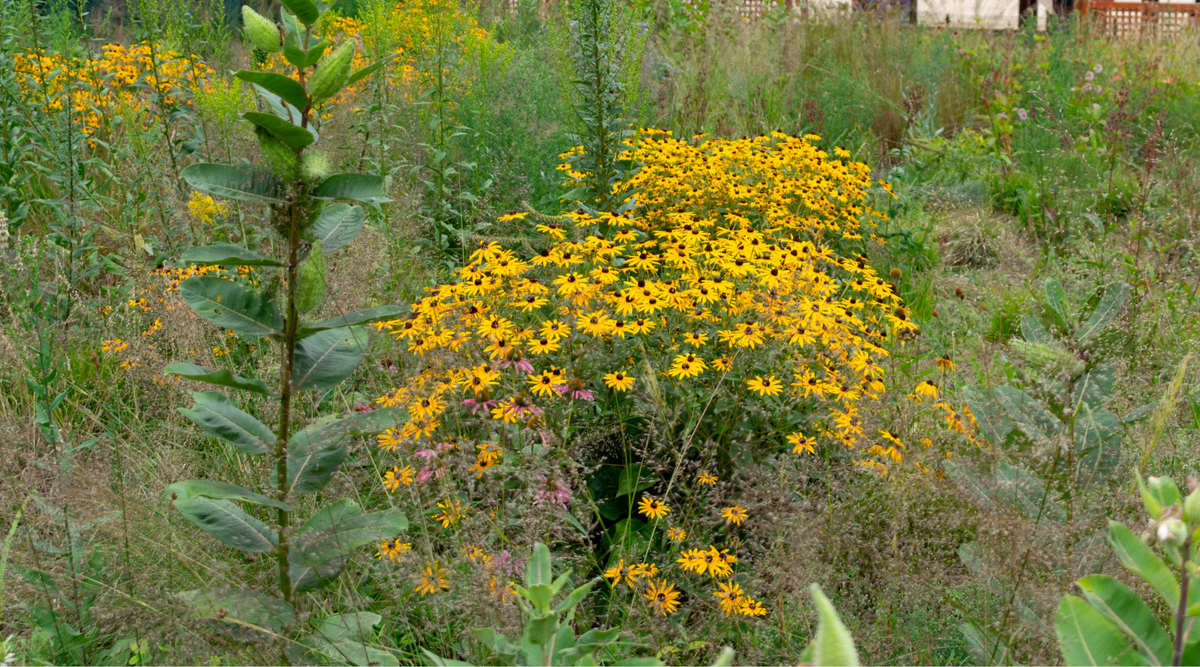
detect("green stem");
top-left (1174, 540), bottom-right (1190, 667)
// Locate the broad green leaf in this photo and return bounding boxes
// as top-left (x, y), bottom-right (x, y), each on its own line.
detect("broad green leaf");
top-left (1077, 575), bottom-right (1171, 665)
top-left (994, 462), bottom-right (1064, 521)
top-left (1072, 361), bottom-right (1116, 410)
top-left (1142, 477), bottom-right (1182, 520)
top-left (282, 32), bottom-right (307, 68)
top-left (279, 408), bottom-right (406, 496)
top-left (252, 83), bottom-right (301, 124)
top-left (167, 480), bottom-right (291, 511)
top-left (164, 362), bottom-right (278, 397)
top-left (309, 203), bottom-right (364, 253)
top-left (553, 579), bottom-right (595, 614)
top-left (524, 614), bottom-right (559, 649)
top-left (299, 305), bottom-right (406, 338)
top-left (280, 0), bottom-right (319, 25)
top-left (1022, 313), bottom-right (1056, 344)
top-left (180, 587), bottom-right (294, 635)
top-left (171, 496), bottom-right (277, 552)
top-left (243, 112), bottom-right (315, 149)
top-left (310, 640), bottom-right (397, 667)
top-left (1055, 596), bottom-right (1141, 666)
top-left (420, 649), bottom-right (473, 666)
top-left (1074, 404), bottom-right (1121, 489)
top-left (810, 583), bottom-right (860, 667)
top-left (943, 461), bottom-right (996, 510)
top-left (1044, 279), bottom-right (1069, 332)
top-left (180, 276), bottom-right (282, 337)
top-left (529, 542), bottom-right (553, 586)
top-left (616, 464), bottom-right (656, 496)
top-left (289, 499), bottom-right (360, 591)
top-left (181, 163), bottom-right (284, 205)
top-left (291, 507), bottom-right (408, 568)
top-left (1077, 282), bottom-right (1129, 342)
top-left (313, 612), bottom-right (381, 644)
top-left (960, 384), bottom-right (1014, 447)
top-left (181, 242), bottom-right (282, 267)
top-left (292, 326), bottom-right (368, 392)
top-left (710, 648), bottom-right (736, 667)
top-left (234, 71), bottom-right (309, 114)
top-left (303, 40), bottom-right (330, 67)
top-left (311, 174), bottom-right (390, 208)
top-left (1109, 521), bottom-right (1179, 607)
top-left (178, 391), bottom-right (275, 455)
top-left (995, 385), bottom-right (1063, 447)
top-left (1123, 402), bottom-right (1158, 424)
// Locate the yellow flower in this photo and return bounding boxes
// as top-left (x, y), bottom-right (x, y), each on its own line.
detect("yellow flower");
top-left (497, 212), bottom-right (529, 222)
top-left (787, 432), bottom-right (815, 455)
top-left (416, 561), bottom-right (450, 596)
top-left (382, 465), bottom-right (414, 491)
top-left (705, 546), bottom-right (736, 578)
top-left (936, 356), bottom-right (955, 372)
top-left (720, 505), bottom-right (748, 526)
top-left (676, 548), bottom-right (708, 575)
top-left (637, 496), bottom-right (670, 520)
top-left (746, 375), bottom-right (782, 397)
top-left (666, 526), bottom-right (687, 542)
top-left (644, 579), bottom-right (681, 616)
top-left (374, 538), bottom-right (411, 563)
top-left (697, 472), bottom-right (717, 485)
top-left (604, 559), bottom-right (638, 589)
top-left (434, 499), bottom-right (466, 528)
top-left (527, 371), bottom-right (559, 397)
top-left (738, 596), bottom-right (767, 617)
top-left (912, 380), bottom-right (939, 401)
top-left (714, 581), bottom-right (744, 616)
top-left (603, 371), bottom-right (635, 391)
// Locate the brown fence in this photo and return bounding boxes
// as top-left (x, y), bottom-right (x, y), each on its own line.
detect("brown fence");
top-left (1076, 1), bottom-right (1200, 37)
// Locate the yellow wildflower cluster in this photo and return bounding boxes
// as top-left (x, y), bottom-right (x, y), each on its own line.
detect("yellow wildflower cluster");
top-left (372, 130), bottom-right (908, 464)
top-left (187, 192), bottom-right (228, 225)
top-left (13, 43), bottom-right (214, 134)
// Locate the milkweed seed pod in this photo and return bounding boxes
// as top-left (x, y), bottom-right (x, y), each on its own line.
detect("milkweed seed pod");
top-left (295, 241), bottom-right (326, 313)
top-left (256, 127), bottom-right (298, 179)
top-left (301, 150), bottom-right (332, 183)
top-left (242, 6), bottom-right (282, 53)
top-left (307, 40), bottom-right (355, 103)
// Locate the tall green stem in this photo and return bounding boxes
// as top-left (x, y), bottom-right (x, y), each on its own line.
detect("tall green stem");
top-left (1174, 540), bottom-right (1190, 667)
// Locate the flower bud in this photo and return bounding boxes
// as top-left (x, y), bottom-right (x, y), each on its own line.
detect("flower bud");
top-left (1157, 518), bottom-right (1187, 547)
top-left (1185, 487), bottom-right (1200, 524)
top-left (242, 6), bottom-right (282, 53)
top-left (294, 241), bottom-right (326, 314)
top-left (307, 40), bottom-right (355, 103)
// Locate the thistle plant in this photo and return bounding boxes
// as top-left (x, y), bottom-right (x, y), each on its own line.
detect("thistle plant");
top-left (1056, 473), bottom-right (1200, 666)
top-left (165, 0), bottom-right (408, 657)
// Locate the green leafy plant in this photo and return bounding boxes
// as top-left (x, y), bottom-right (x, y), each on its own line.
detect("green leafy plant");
top-left (425, 542), bottom-right (641, 666)
top-left (1056, 473), bottom-right (1200, 666)
top-left (165, 0), bottom-right (409, 658)
top-left (799, 584), bottom-right (861, 667)
top-left (948, 278), bottom-right (1152, 663)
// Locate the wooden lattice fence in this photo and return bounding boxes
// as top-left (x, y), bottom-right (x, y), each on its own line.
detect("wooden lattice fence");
top-left (1076, 1), bottom-right (1200, 37)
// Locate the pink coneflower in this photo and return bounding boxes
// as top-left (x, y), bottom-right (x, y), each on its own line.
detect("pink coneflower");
top-left (414, 448), bottom-right (440, 461)
top-left (495, 358), bottom-right (535, 373)
top-left (493, 550), bottom-right (525, 577)
top-left (415, 466), bottom-right (447, 483)
top-left (532, 476), bottom-right (573, 509)
top-left (556, 378), bottom-right (595, 401)
top-left (502, 395), bottom-right (544, 420)
top-left (461, 397), bottom-right (498, 415)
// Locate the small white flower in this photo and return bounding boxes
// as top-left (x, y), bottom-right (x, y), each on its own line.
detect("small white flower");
top-left (1094, 64), bottom-right (1103, 74)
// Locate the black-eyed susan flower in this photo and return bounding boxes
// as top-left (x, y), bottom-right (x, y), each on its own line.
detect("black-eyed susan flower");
top-left (527, 371), bottom-right (559, 398)
top-left (644, 579), bottom-right (681, 616)
top-left (603, 371), bottom-right (635, 391)
top-left (714, 581), bottom-right (744, 616)
top-left (720, 505), bottom-right (748, 526)
top-left (787, 432), bottom-right (815, 455)
top-left (382, 465), bottom-right (414, 491)
top-left (746, 375), bottom-right (782, 397)
top-left (638, 496), bottom-right (670, 520)
top-left (676, 548), bottom-right (708, 575)
top-left (739, 597), bottom-right (767, 617)
top-left (416, 561), bottom-right (450, 596)
top-left (697, 472), bottom-right (717, 485)
top-left (604, 559), bottom-right (638, 589)
top-left (936, 356), bottom-right (955, 372)
top-left (374, 538), bottom-right (411, 563)
top-left (666, 526), bottom-right (687, 541)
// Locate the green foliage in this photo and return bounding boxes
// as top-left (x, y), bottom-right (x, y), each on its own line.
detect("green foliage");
top-left (166, 2), bottom-right (405, 658)
top-left (1055, 472), bottom-right (1200, 666)
top-left (426, 542), bottom-right (643, 666)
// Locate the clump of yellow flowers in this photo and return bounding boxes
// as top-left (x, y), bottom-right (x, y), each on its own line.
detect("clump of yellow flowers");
top-left (370, 130), bottom-right (913, 618)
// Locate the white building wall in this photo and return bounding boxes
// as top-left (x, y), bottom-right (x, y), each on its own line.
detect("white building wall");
top-left (918, 0), bottom-right (1019, 29)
